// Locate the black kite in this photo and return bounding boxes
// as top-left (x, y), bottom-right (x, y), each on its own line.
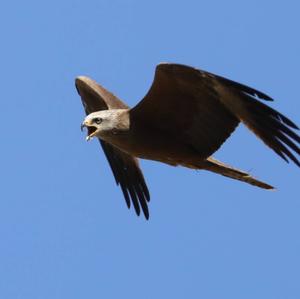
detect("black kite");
top-left (76, 63), bottom-right (300, 219)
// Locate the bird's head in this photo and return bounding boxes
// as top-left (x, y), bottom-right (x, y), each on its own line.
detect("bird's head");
top-left (81, 109), bottom-right (129, 141)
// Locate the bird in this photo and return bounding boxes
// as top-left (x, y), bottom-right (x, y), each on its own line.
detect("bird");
top-left (76, 63), bottom-right (300, 220)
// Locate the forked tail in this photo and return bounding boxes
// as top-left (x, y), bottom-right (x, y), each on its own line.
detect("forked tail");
top-left (203, 157), bottom-right (274, 190)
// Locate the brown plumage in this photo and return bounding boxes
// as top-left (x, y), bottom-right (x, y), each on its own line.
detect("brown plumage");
top-left (76, 63), bottom-right (300, 219)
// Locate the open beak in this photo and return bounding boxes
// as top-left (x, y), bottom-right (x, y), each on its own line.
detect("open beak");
top-left (81, 121), bottom-right (97, 141)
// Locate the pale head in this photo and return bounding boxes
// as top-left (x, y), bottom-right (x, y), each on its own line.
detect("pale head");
top-left (81, 109), bottom-right (129, 141)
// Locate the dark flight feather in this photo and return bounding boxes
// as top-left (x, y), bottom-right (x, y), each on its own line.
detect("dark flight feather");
top-left (131, 63), bottom-right (300, 165)
top-left (77, 63), bottom-right (300, 219)
top-left (75, 77), bottom-right (150, 219)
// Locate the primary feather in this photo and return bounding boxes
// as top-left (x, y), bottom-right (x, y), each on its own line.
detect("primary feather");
top-left (76, 63), bottom-right (300, 219)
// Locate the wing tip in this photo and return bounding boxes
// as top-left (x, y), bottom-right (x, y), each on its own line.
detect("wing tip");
top-left (156, 62), bottom-right (198, 72)
top-left (75, 76), bottom-right (97, 97)
top-left (75, 76), bottom-right (94, 89)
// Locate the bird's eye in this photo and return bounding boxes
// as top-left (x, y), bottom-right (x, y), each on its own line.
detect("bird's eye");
top-left (94, 117), bottom-right (102, 124)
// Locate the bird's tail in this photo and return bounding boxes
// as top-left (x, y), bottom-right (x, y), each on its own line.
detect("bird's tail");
top-left (202, 157), bottom-right (274, 190)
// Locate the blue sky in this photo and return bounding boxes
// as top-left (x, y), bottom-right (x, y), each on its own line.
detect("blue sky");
top-left (1, 0), bottom-right (300, 298)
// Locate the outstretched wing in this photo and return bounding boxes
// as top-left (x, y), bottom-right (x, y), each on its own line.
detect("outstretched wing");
top-left (131, 63), bottom-right (300, 165)
top-left (75, 76), bottom-right (150, 219)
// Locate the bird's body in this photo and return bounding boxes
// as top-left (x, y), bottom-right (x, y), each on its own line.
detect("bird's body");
top-left (83, 108), bottom-right (274, 189)
top-left (76, 63), bottom-right (300, 219)
top-left (100, 111), bottom-right (199, 165)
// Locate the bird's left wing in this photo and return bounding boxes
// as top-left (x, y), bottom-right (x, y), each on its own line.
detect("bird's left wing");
top-left (75, 76), bottom-right (150, 219)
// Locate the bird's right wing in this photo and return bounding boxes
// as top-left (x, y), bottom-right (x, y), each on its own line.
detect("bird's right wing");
top-left (131, 63), bottom-right (300, 166)
top-left (75, 76), bottom-right (150, 219)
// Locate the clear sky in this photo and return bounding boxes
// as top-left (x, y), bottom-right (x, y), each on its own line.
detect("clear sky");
top-left (1, 0), bottom-right (300, 298)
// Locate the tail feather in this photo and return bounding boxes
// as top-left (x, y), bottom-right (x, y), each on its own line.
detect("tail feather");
top-left (203, 157), bottom-right (274, 190)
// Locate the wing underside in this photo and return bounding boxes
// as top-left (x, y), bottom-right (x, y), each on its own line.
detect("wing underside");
top-left (76, 76), bottom-right (151, 219)
top-left (131, 63), bottom-right (300, 165)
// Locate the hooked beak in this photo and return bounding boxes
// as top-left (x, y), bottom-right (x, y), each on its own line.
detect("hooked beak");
top-left (80, 121), bottom-right (97, 141)
top-left (80, 123), bottom-right (85, 132)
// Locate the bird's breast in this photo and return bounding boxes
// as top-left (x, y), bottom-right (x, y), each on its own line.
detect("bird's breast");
top-left (102, 125), bottom-right (203, 166)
